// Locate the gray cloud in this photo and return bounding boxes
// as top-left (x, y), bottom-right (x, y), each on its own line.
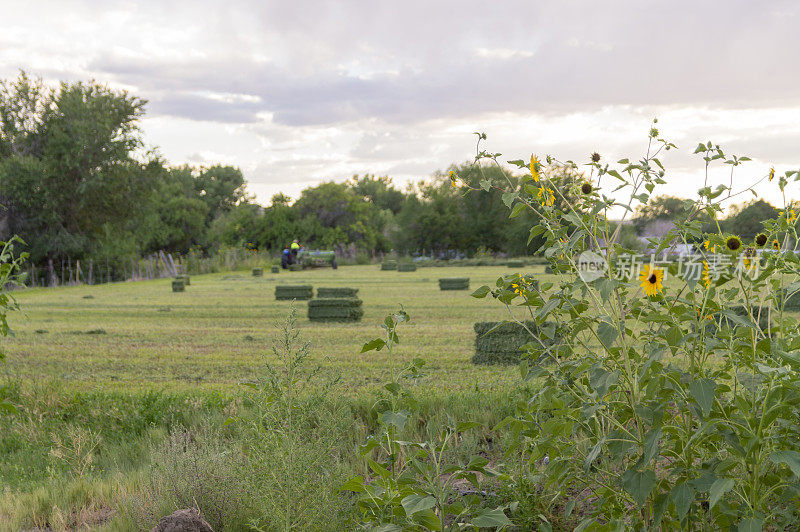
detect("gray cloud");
top-left (3, 0), bottom-right (800, 206)
top-left (68, 0), bottom-right (800, 126)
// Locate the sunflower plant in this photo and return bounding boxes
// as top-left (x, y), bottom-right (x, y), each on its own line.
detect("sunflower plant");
top-left (468, 122), bottom-right (800, 530)
top-left (0, 236), bottom-right (27, 414)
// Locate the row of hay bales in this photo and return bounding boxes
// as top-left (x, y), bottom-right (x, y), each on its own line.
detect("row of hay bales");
top-left (253, 266), bottom-right (286, 276)
top-left (383, 259), bottom-right (533, 270)
top-left (275, 285), bottom-right (363, 322)
top-left (380, 259), bottom-right (417, 272)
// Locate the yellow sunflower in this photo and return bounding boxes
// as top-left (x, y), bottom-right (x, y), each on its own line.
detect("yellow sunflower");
top-left (530, 155), bottom-right (541, 182)
top-left (742, 248), bottom-right (758, 271)
top-left (537, 186), bottom-right (555, 207)
top-left (769, 167), bottom-right (775, 181)
top-left (701, 261), bottom-right (711, 288)
top-left (639, 265), bottom-right (664, 297)
top-left (703, 240), bottom-right (715, 252)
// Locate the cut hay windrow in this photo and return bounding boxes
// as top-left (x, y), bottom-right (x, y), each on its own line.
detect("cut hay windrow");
top-left (289, 264), bottom-right (303, 271)
top-left (506, 260), bottom-right (525, 268)
top-left (275, 285), bottom-right (313, 301)
top-left (397, 263), bottom-right (417, 272)
top-left (171, 279), bottom-right (185, 292)
top-left (317, 287), bottom-right (359, 298)
top-left (381, 260), bottom-right (398, 271)
top-left (439, 277), bottom-right (470, 291)
top-left (472, 320), bottom-right (558, 365)
top-left (307, 297), bottom-right (363, 322)
top-left (252, 268), bottom-right (263, 277)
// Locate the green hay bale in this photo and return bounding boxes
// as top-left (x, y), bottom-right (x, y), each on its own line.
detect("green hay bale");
top-left (307, 296), bottom-right (363, 321)
top-left (275, 285), bottom-right (313, 301)
top-left (778, 288), bottom-right (800, 311)
top-left (174, 274), bottom-right (190, 286)
top-left (252, 268), bottom-right (263, 277)
top-left (172, 279), bottom-right (185, 292)
top-left (381, 260), bottom-right (398, 271)
top-left (317, 287), bottom-right (359, 298)
top-left (307, 297), bottom-right (362, 308)
top-left (271, 266), bottom-right (280, 274)
top-left (308, 306), bottom-right (364, 322)
top-left (472, 321), bottom-right (558, 365)
top-left (397, 263), bottom-right (417, 272)
top-left (707, 305), bottom-right (771, 332)
top-left (439, 278), bottom-right (470, 290)
top-left (507, 260), bottom-right (525, 268)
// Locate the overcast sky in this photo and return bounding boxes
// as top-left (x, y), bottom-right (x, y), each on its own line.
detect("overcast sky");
top-left (2, 0), bottom-right (799, 209)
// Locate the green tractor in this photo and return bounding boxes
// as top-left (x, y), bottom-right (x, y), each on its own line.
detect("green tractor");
top-left (295, 249), bottom-right (338, 269)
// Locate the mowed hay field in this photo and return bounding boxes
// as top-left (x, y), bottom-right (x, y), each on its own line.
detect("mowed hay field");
top-left (3, 264), bottom-right (534, 394)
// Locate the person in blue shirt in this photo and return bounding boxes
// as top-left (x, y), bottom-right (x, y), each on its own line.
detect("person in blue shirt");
top-left (281, 245), bottom-right (292, 269)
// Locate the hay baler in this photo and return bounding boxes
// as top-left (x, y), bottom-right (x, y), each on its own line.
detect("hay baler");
top-left (296, 250), bottom-right (338, 269)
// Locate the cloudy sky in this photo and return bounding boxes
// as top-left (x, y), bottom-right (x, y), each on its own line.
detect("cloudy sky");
top-left (2, 0), bottom-right (799, 209)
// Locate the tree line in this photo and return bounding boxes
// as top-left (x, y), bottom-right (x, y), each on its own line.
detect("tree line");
top-left (0, 72), bottom-right (783, 284)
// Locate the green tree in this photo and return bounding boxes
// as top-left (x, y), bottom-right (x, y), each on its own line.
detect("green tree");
top-left (348, 174), bottom-right (406, 214)
top-left (255, 195), bottom-right (299, 252)
top-left (0, 72), bottom-right (150, 265)
top-left (194, 165), bottom-right (247, 224)
top-left (722, 199), bottom-right (778, 241)
top-left (206, 202), bottom-right (262, 249)
top-left (0, 237), bottom-right (26, 413)
top-left (292, 182), bottom-right (386, 250)
top-left (632, 195), bottom-right (692, 235)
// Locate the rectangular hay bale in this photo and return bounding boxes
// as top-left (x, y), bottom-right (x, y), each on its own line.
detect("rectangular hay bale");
top-left (275, 285), bottom-right (314, 300)
top-left (308, 297), bottom-right (362, 308)
top-left (711, 305), bottom-right (771, 332)
top-left (271, 266), bottom-right (280, 274)
top-left (778, 288), bottom-right (800, 311)
top-left (308, 306), bottom-right (364, 322)
top-left (439, 277), bottom-right (470, 290)
top-left (252, 268), bottom-right (263, 277)
top-left (172, 280), bottom-right (185, 292)
top-left (317, 287), bottom-right (359, 298)
top-left (397, 263), bottom-right (417, 272)
top-left (381, 260), bottom-right (398, 271)
top-left (472, 320), bottom-right (557, 365)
